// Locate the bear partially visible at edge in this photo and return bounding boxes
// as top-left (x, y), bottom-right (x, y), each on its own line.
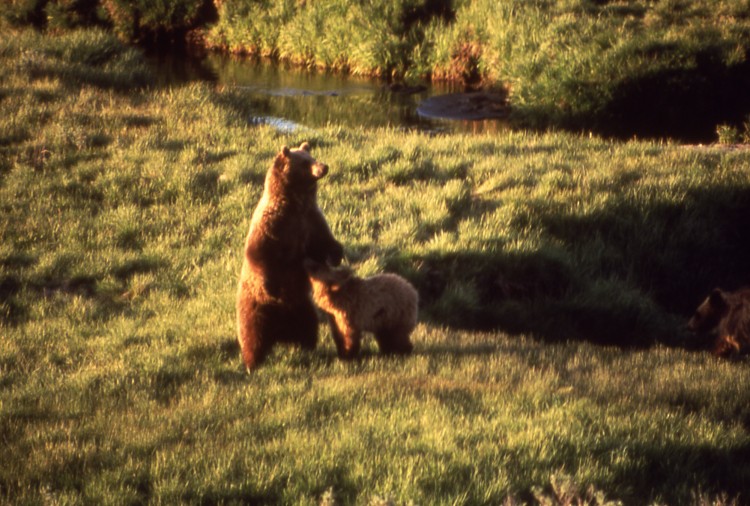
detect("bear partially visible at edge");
top-left (306, 261), bottom-right (418, 360)
top-left (688, 287), bottom-right (750, 357)
top-left (236, 143), bottom-right (343, 371)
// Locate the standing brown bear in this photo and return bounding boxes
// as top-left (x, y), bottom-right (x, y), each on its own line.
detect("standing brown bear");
top-left (236, 143), bottom-right (343, 370)
top-left (688, 287), bottom-right (750, 357)
top-left (305, 260), bottom-right (418, 360)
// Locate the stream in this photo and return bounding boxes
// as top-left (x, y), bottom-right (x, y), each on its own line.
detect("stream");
top-left (147, 49), bottom-right (750, 143)
top-left (146, 50), bottom-right (510, 135)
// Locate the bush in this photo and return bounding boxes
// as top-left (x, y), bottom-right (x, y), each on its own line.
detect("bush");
top-left (101, 0), bottom-right (217, 43)
top-left (2, 0), bottom-right (109, 30)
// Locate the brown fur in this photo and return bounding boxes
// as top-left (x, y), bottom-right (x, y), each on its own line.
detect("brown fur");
top-left (305, 261), bottom-right (418, 359)
top-left (236, 143), bottom-right (343, 370)
top-left (688, 287), bottom-right (750, 357)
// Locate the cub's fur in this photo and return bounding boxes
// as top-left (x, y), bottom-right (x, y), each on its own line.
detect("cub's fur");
top-left (306, 261), bottom-right (418, 359)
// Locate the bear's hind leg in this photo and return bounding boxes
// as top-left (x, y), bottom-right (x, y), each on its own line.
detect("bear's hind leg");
top-left (237, 319), bottom-right (272, 371)
top-left (240, 337), bottom-right (270, 371)
top-left (237, 298), bottom-right (272, 371)
top-left (294, 302), bottom-right (320, 351)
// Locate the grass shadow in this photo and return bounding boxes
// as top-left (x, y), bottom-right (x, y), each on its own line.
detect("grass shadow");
top-left (0, 251), bottom-right (173, 326)
top-left (391, 183), bottom-right (750, 349)
top-left (552, 52), bottom-right (750, 142)
top-left (412, 342), bottom-right (500, 358)
top-left (596, 57), bottom-right (750, 142)
top-left (606, 441), bottom-right (750, 506)
top-left (0, 274), bottom-right (27, 326)
top-left (541, 184), bottom-right (750, 315)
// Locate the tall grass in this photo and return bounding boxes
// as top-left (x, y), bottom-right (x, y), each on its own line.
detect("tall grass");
top-left (205, 0), bottom-right (444, 77)
top-left (2, 28), bottom-right (750, 505)
top-left (5, 1), bottom-right (750, 137)
top-left (205, 0), bottom-right (750, 138)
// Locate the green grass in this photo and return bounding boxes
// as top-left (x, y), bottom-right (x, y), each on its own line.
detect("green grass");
top-left (4, 0), bottom-right (750, 138)
top-left (2, 28), bottom-right (750, 505)
top-left (204, 0), bottom-right (750, 138)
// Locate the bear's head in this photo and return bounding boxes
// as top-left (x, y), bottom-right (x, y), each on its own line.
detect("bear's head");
top-left (272, 142), bottom-right (328, 190)
top-left (688, 288), bottom-right (730, 333)
top-left (304, 260), bottom-right (353, 291)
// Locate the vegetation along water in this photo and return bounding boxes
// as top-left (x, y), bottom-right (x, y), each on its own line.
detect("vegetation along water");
top-left (2, 2), bottom-right (750, 505)
top-left (7, 0), bottom-right (750, 139)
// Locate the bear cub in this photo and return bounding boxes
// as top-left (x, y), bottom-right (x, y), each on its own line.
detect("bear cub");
top-left (688, 287), bottom-right (750, 357)
top-left (305, 260), bottom-right (418, 360)
top-left (236, 143), bottom-right (343, 371)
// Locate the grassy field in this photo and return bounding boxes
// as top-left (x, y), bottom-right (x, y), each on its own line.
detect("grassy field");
top-left (2, 28), bottom-right (750, 505)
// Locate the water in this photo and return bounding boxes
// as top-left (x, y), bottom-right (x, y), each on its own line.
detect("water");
top-left (147, 49), bottom-right (750, 142)
top-left (146, 50), bottom-right (509, 135)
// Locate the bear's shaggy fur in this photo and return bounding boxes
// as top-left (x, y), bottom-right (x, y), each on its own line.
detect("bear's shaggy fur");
top-left (305, 261), bottom-right (418, 359)
top-left (236, 143), bottom-right (343, 370)
top-left (688, 287), bottom-right (750, 357)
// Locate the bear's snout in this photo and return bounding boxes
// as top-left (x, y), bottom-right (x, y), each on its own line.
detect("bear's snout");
top-left (312, 163), bottom-right (328, 179)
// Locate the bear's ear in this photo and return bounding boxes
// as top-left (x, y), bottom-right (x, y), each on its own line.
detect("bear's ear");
top-left (299, 142), bottom-right (311, 152)
top-left (709, 288), bottom-right (727, 307)
top-left (281, 145), bottom-right (291, 157)
top-left (336, 266), bottom-right (354, 284)
top-left (273, 150), bottom-right (288, 172)
top-left (327, 268), bottom-right (350, 291)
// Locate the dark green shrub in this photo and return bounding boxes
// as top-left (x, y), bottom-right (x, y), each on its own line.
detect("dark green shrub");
top-left (2, 0), bottom-right (48, 28)
top-left (101, 0), bottom-right (217, 43)
top-left (2, 0), bottom-right (109, 30)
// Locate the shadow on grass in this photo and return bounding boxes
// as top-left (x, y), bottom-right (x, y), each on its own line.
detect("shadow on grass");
top-left (27, 59), bottom-right (151, 92)
top-left (0, 271), bottom-right (118, 326)
top-left (605, 441), bottom-right (750, 506)
top-left (393, 183), bottom-right (750, 349)
top-left (0, 252), bottom-right (174, 326)
top-left (515, 49), bottom-right (750, 143)
top-left (412, 342), bottom-right (500, 358)
top-left (513, 437), bottom-right (750, 506)
top-left (0, 274), bottom-right (27, 325)
top-left (595, 57), bottom-right (750, 142)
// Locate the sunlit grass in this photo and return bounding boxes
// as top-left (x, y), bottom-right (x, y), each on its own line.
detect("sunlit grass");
top-left (2, 28), bottom-right (750, 505)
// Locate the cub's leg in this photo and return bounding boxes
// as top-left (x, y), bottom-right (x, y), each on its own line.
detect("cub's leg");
top-left (374, 326), bottom-right (414, 355)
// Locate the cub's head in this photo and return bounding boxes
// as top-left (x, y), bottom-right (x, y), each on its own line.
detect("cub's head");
top-left (272, 142), bottom-right (328, 189)
top-left (304, 260), bottom-right (353, 291)
top-left (688, 288), bottom-right (729, 333)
